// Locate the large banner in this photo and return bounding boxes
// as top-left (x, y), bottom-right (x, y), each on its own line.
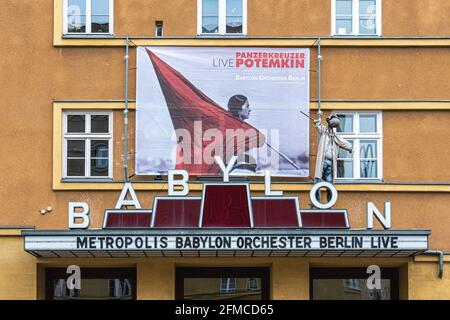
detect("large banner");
top-left (136, 47), bottom-right (310, 176)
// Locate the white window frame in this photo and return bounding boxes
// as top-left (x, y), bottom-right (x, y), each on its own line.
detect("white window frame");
top-left (334, 111), bottom-right (383, 181)
top-left (62, 111), bottom-right (113, 179)
top-left (197, 0), bottom-right (247, 35)
top-left (63, 0), bottom-right (114, 35)
top-left (331, 0), bottom-right (382, 36)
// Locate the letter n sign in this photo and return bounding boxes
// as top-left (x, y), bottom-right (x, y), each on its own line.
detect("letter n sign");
top-left (367, 202), bottom-right (391, 229)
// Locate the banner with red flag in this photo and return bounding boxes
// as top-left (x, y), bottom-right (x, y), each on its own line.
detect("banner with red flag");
top-left (136, 47), bottom-right (310, 176)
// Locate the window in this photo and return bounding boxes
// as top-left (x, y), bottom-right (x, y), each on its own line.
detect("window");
top-left (155, 21), bottom-right (164, 37)
top-left (332, 0), bottom-right (381, 36)
top-left (198, 0), bottom-right (247, 35)
top-left (63, 111), bottom-right (113, 179)
top-left (310, 268), bottom-right (399, 300)
top-left (63, 0), bottom-right (114, 34)
top-left (335, 111), bottom-right (382, 180)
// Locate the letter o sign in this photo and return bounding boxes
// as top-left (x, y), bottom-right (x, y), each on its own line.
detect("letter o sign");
top-left (310, 182), bottom-right (338, 209)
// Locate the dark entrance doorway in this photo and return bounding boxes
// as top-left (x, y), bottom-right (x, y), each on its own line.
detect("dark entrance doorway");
top-left (176, 267), bottom-right (270, 300)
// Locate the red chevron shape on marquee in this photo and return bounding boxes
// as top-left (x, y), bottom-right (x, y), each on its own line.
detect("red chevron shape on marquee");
top-left (103, 184), bottom-right (349, 229)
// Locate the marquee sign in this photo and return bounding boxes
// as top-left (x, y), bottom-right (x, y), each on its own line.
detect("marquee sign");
top-left (23, 229), bottom-right (429, 258)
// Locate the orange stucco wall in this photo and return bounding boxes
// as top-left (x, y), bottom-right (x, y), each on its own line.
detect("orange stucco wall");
top-left (1, 1), bottom-right (450, 240)
top-left (0, 235), bottom-right (36, 300)
top-left (0, 0), bottom-right (450, 300)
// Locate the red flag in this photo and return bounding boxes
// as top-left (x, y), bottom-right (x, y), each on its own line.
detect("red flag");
top-left (146, 49), bottom-right (265, 175)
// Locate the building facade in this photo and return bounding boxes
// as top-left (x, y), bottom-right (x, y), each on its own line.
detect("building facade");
top-left (1, 0), bottom-right (450, 300)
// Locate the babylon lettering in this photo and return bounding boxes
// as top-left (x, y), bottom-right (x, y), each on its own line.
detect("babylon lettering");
top-left (176, 236), bottom-right (232, 249)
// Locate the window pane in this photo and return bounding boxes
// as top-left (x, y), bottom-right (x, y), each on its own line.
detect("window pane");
top-left (155, 21), bottom-right (163, 37)
top-left (91, 16), bottom-right (109, 33)
top-left (202, 17), bottom-right (219, 33)
top-left (91, 159), bottom-right (109, 176)
top-left (336, 17), bottom-right (352, 35)
top-left (67, 15), bottom-right (86, 33)
top-left (91, 140), bottom-right (109, 176)
top-left (337, 114), bottom-right (354, 133)
top-left (359, 18), bottom-right (376, 34)
top-left (337, 160), bottom-right (353, 178)
top-left (360, 160), bottom-right (377, 178)
top-left (360, 140), bottom-right (377, 158)
top-left (67, 140), bottom-right (85, 157)
top-left (68, 0), bottom-right (86, 14)
top-left (67, 159), bottom-right (85, 176)
top-left (67, 115), bottom-right (85, 133)
top-left (227, 0), bottom-right (243, 16)
top-left (91, 115), bottom-right (109, 133)
top-left (91, 0), bottom-right (109, 15)
top-left (359, 114), bottom-right (377, 132)
top-left (336, 0), bottom-right (352, 15)
top-left (360, 0), bottom-right (376, 15)
top-left (226, 17), bottom-right (243, 33)
top-left (203, 0), bottom-right (219, 15)
top-left (67, 0), bottom-right (86, 33)
top-left (202, 0), bottom-right (219, 33)
top-left (91, 140), bottom-right (109, 158)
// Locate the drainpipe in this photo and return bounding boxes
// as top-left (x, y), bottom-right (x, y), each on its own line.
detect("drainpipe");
top-left (123, 35), bottom-right (130, 182)
top-left (423, 250), bottom-right (444, 278)
top-left (317, 36), bottom-right (322, 121)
